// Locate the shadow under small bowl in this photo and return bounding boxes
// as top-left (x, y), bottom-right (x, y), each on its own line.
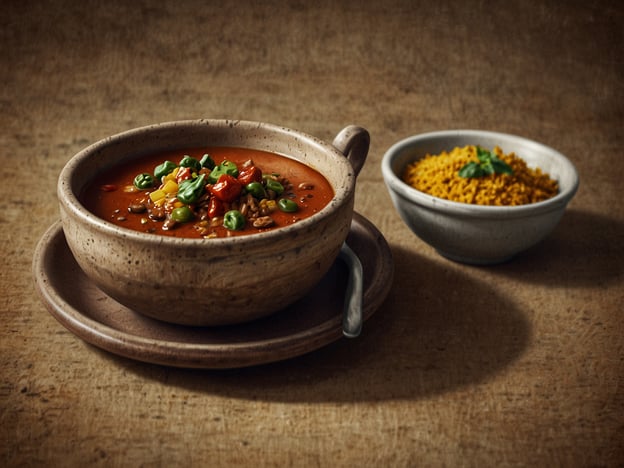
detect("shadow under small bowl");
top-left (381, 130), bottom-right (579, 265)
top-left (58, 119), bottom-right (369, 326)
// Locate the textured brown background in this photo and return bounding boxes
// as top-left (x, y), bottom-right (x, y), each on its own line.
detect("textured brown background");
top-left (2, 0), bottom-right (623, 466)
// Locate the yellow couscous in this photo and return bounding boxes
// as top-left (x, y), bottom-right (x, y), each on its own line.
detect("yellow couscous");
top-left (402, 145), bottom-right (559, 206)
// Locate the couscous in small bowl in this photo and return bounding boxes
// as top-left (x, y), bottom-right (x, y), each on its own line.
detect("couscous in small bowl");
top-left (381, 130), bottom-right (579, 265)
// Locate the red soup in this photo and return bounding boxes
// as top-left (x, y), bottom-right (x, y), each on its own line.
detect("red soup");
top-left (82, 147), bottom-right (334, 238)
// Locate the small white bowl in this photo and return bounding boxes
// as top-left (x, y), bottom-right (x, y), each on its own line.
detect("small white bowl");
top-left (381, 130), bottom-right (579, 264)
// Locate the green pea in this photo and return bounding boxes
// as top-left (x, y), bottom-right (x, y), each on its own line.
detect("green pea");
top-left (278, 198), bottom-right (298, 213)
top-left (264, 178), bottom-right (284, 196)
top-left (223, 210), bottom-right (246, 231)
top-left (133, 173), bottom-right (156, 190)
top-left (179, 155), bottom-right (202, 172)
top-left (154, 160), bottom-right (177, 179)
top-left (207, 160), bottom-right (239, 184)
top-left (171, 206), bottom-right (194, 223)
top-left (199, 153), bottom-right (215, 170)
top-left (177, 174), bottom-right (205, 204)
top-left (245, 181), bottom-right (267, 199)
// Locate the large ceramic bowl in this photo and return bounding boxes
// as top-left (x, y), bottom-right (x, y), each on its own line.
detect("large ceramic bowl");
top-left (58, 119), bottom-right (369, 325)
top-left (381, 130), bottom-right (579, 264)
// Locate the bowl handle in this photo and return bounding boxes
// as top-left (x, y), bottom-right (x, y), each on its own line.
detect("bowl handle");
top-left (332, 125), bottom-right (370, 177)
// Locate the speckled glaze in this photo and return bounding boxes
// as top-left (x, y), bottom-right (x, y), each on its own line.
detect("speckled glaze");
top-left (381, 130), bottom-right (579, 265)
top-left (58, 120), bottom-right (369, 325)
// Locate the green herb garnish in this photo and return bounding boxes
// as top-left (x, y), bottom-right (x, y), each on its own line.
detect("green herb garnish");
top-left (458, 146), bottom-right (514, 178)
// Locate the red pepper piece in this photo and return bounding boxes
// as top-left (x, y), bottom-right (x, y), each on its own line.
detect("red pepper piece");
top-left (237, 165), bottom-right (262, 185)
top-left (209, 174), bottom-right (242, 203)
top-left (176, 166), bottom-right (192, 183)
top-left (100, 184), bottom-right (117, 192)
top-left (208, 197), bottom-right (225, 218)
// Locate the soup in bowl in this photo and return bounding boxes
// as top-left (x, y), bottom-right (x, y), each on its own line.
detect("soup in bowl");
top-left (58, 120), bottom-right (369, 326)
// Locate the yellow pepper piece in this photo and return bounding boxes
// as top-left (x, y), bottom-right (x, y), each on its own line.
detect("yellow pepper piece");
top-left (149, 189), bottom-right (166, 203)
top-left (163, 167), bottom-right (179, 183)
top-left (161, 179), bottom-right (178, 194)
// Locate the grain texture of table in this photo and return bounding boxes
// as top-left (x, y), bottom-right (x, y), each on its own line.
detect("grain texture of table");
top-left (1, 1), bottom-right (622, 466)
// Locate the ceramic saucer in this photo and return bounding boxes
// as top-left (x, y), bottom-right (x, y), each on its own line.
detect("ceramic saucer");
top-left (33, 213), bottom-right (393, 368)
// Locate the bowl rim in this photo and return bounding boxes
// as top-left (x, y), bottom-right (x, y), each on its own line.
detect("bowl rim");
top-left (58, 119), bottom-right (357, 246)
top-left (381, 129), bottom-right (579, 218)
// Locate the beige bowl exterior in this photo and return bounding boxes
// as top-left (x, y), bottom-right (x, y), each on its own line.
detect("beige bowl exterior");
top-left (58, 120), bottom-right (369, 325)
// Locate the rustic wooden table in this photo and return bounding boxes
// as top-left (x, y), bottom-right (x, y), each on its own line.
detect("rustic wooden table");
top-left (2, 1), bottom-right (622, 466)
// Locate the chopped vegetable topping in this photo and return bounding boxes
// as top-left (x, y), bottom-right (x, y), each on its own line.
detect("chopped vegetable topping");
top-left (199, 153), bottom-right (215, 170)
top-left (179, 155), bottom-right (202, 172)
top-left (223, 210), bottom-right (246, 231)
top-left (278, 198), bottom-right (298, 212)
top-left (133, 173), bottom-right (156, 189)
top-left (119, 155), bottom-right (311, 236)
top-left (154, 160), bottom-right (177, 179)
top-left (207, 160), bottom-right (239, 184)
top-left (177, 174), bottom-right (206, 204)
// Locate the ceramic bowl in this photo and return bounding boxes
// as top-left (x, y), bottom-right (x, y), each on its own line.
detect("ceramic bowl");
top-left (381, 130), bottom-right (579, 265)
top-left (58, 119), bottom-right (369, 325)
